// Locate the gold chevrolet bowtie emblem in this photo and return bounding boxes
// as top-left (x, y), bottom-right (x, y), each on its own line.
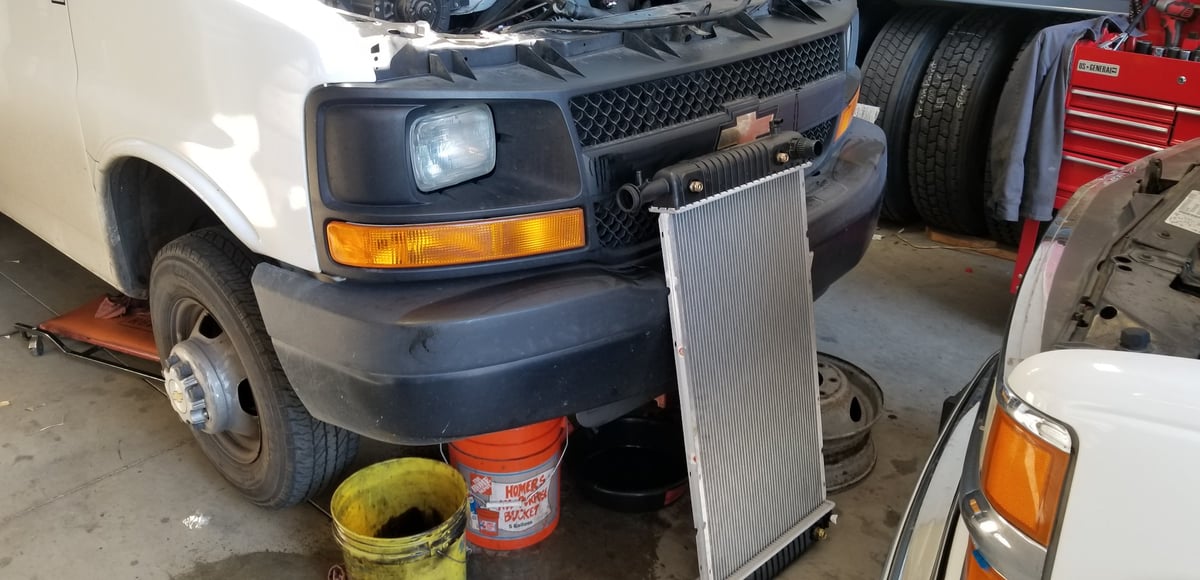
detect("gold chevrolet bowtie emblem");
top-left (717, 110), bottom-right (776, 150)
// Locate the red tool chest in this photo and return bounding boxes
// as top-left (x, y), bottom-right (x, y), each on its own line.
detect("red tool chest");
top-left (1011, 30), bottom-right (1200, 292)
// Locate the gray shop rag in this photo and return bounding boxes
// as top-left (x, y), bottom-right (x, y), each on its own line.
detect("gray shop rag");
top-left (989, 15), bottom-right (1128, 222)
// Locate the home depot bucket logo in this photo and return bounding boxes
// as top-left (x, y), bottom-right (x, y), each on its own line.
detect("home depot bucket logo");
top-left (470, 473), bottom-right (493, 497)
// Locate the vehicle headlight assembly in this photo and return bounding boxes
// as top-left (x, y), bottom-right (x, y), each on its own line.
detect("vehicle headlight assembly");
top-left (409, 104), bottom-right (496, 192)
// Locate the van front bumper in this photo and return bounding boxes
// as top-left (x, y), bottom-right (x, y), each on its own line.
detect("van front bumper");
top-left (252, 120), bottom-right (884, 445)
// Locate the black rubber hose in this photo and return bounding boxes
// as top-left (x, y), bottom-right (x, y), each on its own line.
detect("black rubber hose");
top-left (556, 0), bottom-right (610, 19)
top-left (617, 179), bottom-right (670, 213)
top-left (506, 0), bottom-right (750, 32)
top-left (616, 184), bottom-right (644, 213)
top-left (468, 0), bottom-right (540, 33)
top-left (789, 137), bottom-right (822, 160)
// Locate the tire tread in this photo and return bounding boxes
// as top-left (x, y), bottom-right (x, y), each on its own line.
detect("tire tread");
top-left (860, 7), bottom-right (961, 222)
top-left (153, 229), bottom-right (358, 508)
top-left (908, 10), bottom-right (1031, 236)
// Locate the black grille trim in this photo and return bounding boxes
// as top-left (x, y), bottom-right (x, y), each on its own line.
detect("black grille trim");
top-left (570, 34), bottom-right (844, 147)
top-left (594, 196), bottom-right (659, 249)
top-left (590, 117), bottom-right (838, 251)
top-left (801, 116), bottom-right (837, 146)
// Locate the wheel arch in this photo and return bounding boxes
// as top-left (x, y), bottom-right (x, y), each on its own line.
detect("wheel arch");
top-left (97, 140), bottom-right (262, 297)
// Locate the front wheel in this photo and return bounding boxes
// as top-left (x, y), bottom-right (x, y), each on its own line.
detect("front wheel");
top-left (150, 228), bottom-right (358, 508)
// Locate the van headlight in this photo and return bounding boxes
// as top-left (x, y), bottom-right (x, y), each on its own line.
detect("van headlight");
top-left (409, 104), bottom-right (496, 192)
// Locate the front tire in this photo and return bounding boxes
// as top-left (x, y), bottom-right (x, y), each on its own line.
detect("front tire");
top-left (150, 228), bottom-right (358, 508)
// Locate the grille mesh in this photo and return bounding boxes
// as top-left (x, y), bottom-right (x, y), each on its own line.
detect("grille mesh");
top-left (802, 116), bottom-right (837, 145)
top-left (594, 197), bottom-right (659, 249)
top-left (571, 34), bottom-right (844, 147)
top-left (657, 166), bottom-right (830, 578)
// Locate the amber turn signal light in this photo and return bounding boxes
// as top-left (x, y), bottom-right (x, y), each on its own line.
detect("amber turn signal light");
top-left (326, 208), bottom-right (586, 269)
top-left (980, 407), bottom-right (1070, 546)
top-left (835, 88), bottom-right (861, 142)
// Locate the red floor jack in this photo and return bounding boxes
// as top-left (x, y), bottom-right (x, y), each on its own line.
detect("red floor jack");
top-left (1012, 0), bottom-right (1200, 292)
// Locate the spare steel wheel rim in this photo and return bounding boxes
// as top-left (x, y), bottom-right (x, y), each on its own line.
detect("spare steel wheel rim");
top-left (818, 353), bottom-right (884, 492)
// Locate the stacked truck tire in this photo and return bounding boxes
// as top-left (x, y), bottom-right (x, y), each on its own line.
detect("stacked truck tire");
top-left (861, 6), bottom-right (1082, 246)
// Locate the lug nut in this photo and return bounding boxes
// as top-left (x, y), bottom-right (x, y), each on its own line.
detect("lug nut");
top-left (688, 180), bottom-right (705, 193)
top-left (776, 152), bottom-right (791, 164)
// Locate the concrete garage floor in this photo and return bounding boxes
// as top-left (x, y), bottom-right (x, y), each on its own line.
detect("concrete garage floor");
top-left (0, 214), bottom-right (1012, 579)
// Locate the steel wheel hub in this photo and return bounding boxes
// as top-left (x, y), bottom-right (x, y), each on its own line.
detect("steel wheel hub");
top-left (162, 314), bottom-right (257, 441)
top-left (164, 355), bottom-right (206, 426)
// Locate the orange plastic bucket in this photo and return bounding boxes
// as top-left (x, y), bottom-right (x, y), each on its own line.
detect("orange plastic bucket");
top-left (448, 418), bottom-right (567, 551)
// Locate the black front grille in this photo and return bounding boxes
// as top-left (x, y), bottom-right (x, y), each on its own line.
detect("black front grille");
top-left (570, 34), bottom-right (844, 147)
top-left (590, 116), bottom-right (840, 251)
top-left (594, 196), bottom-right (659, 249)
top-left (802, 116), bottom-right (837, 146)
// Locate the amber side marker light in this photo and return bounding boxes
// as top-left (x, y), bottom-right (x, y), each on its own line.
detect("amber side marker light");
top-left (327, 208), bottom-right (586, 269)
top-left (980, 407), bottom-right (1070, 546)
top-left (834, 88), bottom-right (861, 142)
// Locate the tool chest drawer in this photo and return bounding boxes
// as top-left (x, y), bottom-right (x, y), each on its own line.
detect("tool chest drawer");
top-left (1173, 106), bottom-right (1200, 143)
top-left (1069, 43), bottom-right (1200, 109)
top-left (1063, 128), bottom-right (1164, 164)
top-left (1065, 108), bottom-right (1172, 146)
top-left (1068, 88), bottom-right (1177, 124)
top-left (1058, 151), bottom-right (1122, 193)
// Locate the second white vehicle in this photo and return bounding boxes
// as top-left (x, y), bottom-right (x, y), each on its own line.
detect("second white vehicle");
top-left (884, 140), bottom-right (1200, 579)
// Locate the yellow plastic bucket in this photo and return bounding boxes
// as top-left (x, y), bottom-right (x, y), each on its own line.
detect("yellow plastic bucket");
top-left (330, 458), bottom-right (469, 580)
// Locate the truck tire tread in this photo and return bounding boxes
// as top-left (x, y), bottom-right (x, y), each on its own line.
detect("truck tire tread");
top-left (908, 10), bottom-right (1030, 236)
top-left (860, 6), bottom-right (961, 223)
